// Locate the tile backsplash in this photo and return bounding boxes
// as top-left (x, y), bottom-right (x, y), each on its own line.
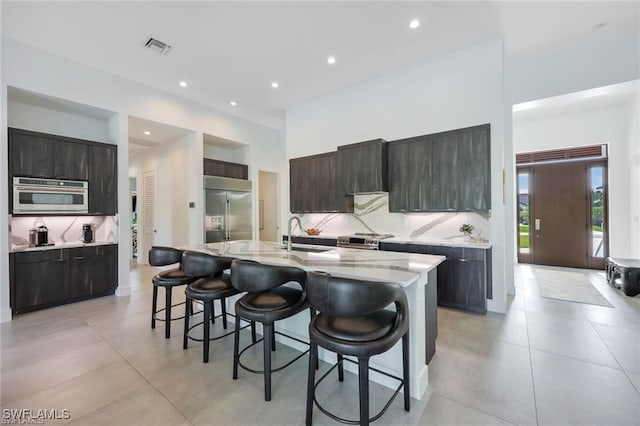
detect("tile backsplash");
top-left (11, 216), bottom-right (118, 246)
top-left (293, 193), bottom-right (490, 242)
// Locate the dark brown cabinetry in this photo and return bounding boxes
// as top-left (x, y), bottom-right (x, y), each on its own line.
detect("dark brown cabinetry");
top-left (381, 242), bottom-right (492, 314)
top-left (88, 144), bottom-right (117, 215)
top-left (388, 124), bottom-right (491, 212)
top-left (203, 158), bottom-right (248, 180)
top-left (10, 131), bottom-right (54, 178)
top-left (8, 128), bottom-right (117, 215)
top-left (337, 139), bottom-right (388, 193)
top-left (388, 135), bottom-right (433, 211)
top-left (9, 244), bottom-right (118, 315)
top-left (290, 152), bottom-right (354, 213)
top-left (9, 128), bottom-right (88, 180)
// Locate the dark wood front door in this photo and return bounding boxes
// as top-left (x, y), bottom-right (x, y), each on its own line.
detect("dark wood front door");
top-left (531, 162), bottom-right (589, 268)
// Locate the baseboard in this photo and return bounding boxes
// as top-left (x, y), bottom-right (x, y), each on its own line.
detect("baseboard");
top-left (0, 307), bottom-right (13, 323)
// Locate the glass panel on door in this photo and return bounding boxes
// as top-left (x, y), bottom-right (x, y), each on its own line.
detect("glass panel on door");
top-left (590, 165), bottom-right (605, 258)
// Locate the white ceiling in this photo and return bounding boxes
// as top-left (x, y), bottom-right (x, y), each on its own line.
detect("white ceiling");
top-left (2, 1), bottom-right (638, 129)
top-left (128, 116), bottom-right (194, 155)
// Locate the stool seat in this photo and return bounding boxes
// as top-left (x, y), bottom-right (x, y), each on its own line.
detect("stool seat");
top-left (314, 310), bottom-right (395, 344)
top-left (153, 268), bottom-right (195, 287)
top-left (237, 287), bottom-right (306, 319)
top-left (185, 274), bottom-right (237, 299)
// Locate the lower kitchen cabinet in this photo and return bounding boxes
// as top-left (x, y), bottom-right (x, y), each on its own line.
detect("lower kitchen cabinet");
top-left (9, 244), bottom-right (118, 315)
top-left (381, 242), bottom-right (492, 314)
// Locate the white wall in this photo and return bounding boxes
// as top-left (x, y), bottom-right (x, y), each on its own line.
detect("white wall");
top-left (514, 102), bottom-right (634, 257)
top-left (7, 101), bottom-right (110, 142)
top-left (285, 39), bottom-right (507, 313)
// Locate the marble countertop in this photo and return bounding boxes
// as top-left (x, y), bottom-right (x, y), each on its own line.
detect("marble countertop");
top-left (287, 233), bottom-right (492, 249)
top-left (10, 241), bottom-right (117, 253)
top-left (187, 240), bottom-right (445, 287)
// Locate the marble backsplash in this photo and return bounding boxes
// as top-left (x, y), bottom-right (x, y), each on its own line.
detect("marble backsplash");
top-left (293, 193), bottom-right (490, 242)
top-left (11, 216), bottom-right (118, 246)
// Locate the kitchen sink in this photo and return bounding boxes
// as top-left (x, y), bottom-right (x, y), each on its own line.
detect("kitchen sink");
top-left (279, 245), bottom-right (333, 253)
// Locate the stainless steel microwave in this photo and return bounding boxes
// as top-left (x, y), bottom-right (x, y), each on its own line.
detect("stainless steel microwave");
top-left (13, 177), bottom-right (88, 214)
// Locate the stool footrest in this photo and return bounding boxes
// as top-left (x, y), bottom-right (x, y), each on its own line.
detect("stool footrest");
top-left (152, 301), bottom-right (187, 322)
top-left (313, 357), bottom-right (405, 425)
top-left (237, 331), bottom-right (310, 374)
top-left (186, 314), bottom-right (252, 343)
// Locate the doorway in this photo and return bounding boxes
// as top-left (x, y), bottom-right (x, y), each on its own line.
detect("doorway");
top-left (140, 169), bottom-right (158, 264)
top-left (258, 171), bottom-right (278, 242)
top-left (517, 157), bottom-right (608, 269)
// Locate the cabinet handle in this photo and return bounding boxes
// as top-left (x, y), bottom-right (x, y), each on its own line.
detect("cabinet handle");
top-left (54, 259), bottom-right (66, 262)
top-left (73, 256), bottom-right (87, 260)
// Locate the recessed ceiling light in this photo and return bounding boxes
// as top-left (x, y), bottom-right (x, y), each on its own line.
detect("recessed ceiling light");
top-left (327, 56), bottom-right (336, 65)
top-left (409, 19), bottom-right (420, 29)
top-left (143, 131), bottom-right (151, 135)
top-left (179, 81), bottom-right (188, 88)
top-left (271, 82), bottom-right (279, 89)
top-left (230, 101), bottom-right (237, 106)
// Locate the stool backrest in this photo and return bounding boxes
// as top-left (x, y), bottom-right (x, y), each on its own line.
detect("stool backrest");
top-left (306, 271), bottom-right (408, 320)
top-left (182, 251), bottom-right (233, 278)
top-left (149, 246), bottom-right (183, 267)
top-left (231, 259), bottom-right (306, 293)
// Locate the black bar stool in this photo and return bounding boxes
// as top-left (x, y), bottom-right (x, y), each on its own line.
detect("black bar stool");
top-left (230, 259), bottom-right (315, 401)
top-left (305, 271), bottom-right (410, 426)
top-left (181, 251), bottom-right (247, 363)
top-left (149, 246), bottom-right (197, 339)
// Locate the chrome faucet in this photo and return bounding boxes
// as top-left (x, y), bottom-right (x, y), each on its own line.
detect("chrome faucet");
top-left (287, 216), bottom-right (302, 252)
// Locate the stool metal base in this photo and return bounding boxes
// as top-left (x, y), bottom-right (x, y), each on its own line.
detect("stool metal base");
top-left (236, 330), bottom-right (310, 375)
top-left (310, 356), bottom-right (406, 425)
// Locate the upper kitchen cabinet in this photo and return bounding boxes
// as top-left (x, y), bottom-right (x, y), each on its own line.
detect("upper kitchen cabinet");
top-left (203, 158), bottom-right (248, 180)
top-left (388, 124), bottom-right (490, 212)
top-left (290, 151), bottom-right (354, 213)
top-left (337, 139), bottom-right (388, 193)
top-left (88, 143), bottom-right (117, 215)
top-left (9, 128), bottom-right (88, 180)
top-left (458, 125), bottom-right (491, 211)
top-left (388, 135), bottom-right (433, 212)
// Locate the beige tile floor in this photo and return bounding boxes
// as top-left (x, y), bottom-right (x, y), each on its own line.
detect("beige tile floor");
top-left (1, 263), bottom-right (639, 425)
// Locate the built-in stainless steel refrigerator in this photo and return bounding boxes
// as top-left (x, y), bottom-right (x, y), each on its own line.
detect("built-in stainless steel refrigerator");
top-left (204, 176), bottom-right (252, 243)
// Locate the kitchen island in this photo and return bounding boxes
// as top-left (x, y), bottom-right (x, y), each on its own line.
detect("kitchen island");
top-left (187, 240), bottom-right (445, 399)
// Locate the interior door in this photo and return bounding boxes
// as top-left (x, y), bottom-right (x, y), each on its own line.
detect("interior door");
top-left (532, 162), bottom-right (589, 268)
top-left (141, 169), bottom-right (157, 263)
top-left (227, 191), bottom-right (252, 241)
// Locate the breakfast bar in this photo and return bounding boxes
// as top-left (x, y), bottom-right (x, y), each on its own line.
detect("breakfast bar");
top-left (187, 240), bottom-right (445, 399)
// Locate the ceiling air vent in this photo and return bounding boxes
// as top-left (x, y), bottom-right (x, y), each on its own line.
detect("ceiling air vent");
top-left (144, 37), bottom-right (171, 54)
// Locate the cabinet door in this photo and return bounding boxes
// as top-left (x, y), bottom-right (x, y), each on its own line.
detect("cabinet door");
top-left (92, 245), bottom-right (118, 294)
top-left (203, 158), bottom-right (248, 179)
top-left (458, 126), bottom-right (490, 210)
top-left (88, 144), bottom-right (117, 214)
top-left (69, 245), bottom-right (118, 297)
top-left (10, 131), bottom-right (54, 178)
top-left (53, 140), bottom-right (88, 180)
top-left (389, 137), bottom-right (432, 212)
top-left (431, 134), bottom-right (459, 211)
top-left (289, 157), bottom-right (310, 212)
top-left (337, 139), bottom-right (387, 193)
top-left (13, 251), bottom-right (69, 312)
top-left (290, 153), bottom-right (353, 213)
top-left (69, 247), bottom-right (94, 298)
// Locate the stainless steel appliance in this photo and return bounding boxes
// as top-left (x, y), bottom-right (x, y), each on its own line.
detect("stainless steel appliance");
top-left (204, 176), bottom-right (252, 243)
top-left (13, 177), bottom-right (88, 214)
top-left (336, 233), bottom-right (394, 250)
